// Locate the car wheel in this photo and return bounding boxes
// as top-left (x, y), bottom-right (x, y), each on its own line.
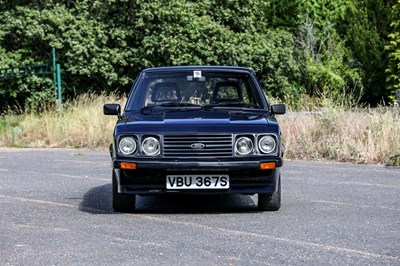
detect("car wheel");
top-left (112, 171), bottom-right (136, 213)
top-left (258, 175), bottom-right (281, 211)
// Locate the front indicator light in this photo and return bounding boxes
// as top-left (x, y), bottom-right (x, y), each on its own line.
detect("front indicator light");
top-left (120, 162), bottom-right (137, 170)
top-left (260, 162), bottom-right (276, 170)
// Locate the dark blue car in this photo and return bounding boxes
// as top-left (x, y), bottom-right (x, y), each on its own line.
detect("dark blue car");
top-left (104, 66), bottom-right (285, 212)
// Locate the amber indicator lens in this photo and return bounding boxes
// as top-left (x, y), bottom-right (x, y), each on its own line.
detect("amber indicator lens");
top-left (120, 162), bottom-right (137, 170)
top-left (259, 162), bottom-right (276, 170)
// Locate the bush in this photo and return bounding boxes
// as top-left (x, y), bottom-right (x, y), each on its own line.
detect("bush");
top-left (0, 0), bottom-right (303, 111)
top-left (387, 154), bottom-right (400, 166)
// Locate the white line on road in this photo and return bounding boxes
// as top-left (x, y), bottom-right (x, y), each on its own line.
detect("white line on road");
top-left (0, 194), bottom-right (76, 208)
top-left (22, 170), bottom-right (109, 182)
top-left (102, 234), bottom-right (169, 248)
top-left (0, 194), bottom-right (110, 214)
top-left (53, 159), bottom-right (109, 166)
top-left (0, 168), bottom-right (8, 172)
top-left (286, 177), bottom-right (400, 189)
top-left (12, 223), bottom-right (69, 232)
top-left (139, 215), bottom-right (399, 262)
top-left (284, 161), bottom-right (399, 174)
top-left (311, 199), bottom-right (400, 212)
top-left (58, 174), bottom-right (109, 182)
top-left (1, 194), bottom-right (398, 262)
top-left (337, 180), bottom-right (400, 188)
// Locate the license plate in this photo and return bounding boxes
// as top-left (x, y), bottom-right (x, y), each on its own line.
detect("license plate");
top-left (166, 175), bottom-right (229, 189)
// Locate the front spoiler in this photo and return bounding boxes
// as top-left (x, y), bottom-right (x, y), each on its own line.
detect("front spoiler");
top-left (112, 158), bottom-right (283, 170)
top-left (112, 158), bottom-right (282, 195)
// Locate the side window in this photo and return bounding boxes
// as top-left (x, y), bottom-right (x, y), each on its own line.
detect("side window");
top-left (240, 80), bottom-right (250, 104)
top-left (243, 78), bottom-right (264, 108)
top-left (212, 81), bottom-right (242, 103)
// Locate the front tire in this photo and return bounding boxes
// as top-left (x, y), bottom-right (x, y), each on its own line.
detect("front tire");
top-left (112, 171), bottom-right (136, 213)
top-left (258, 175), bottom-right (281, 211)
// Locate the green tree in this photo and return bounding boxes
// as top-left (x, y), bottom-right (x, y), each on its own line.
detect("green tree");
top-left (0, 0), bottom-right (302, 110)
top-left (126, 0), bottom-right (302, 101)
top-left (265, 0), bottom-right (303, 29)
top-left (299, 0), bottom-right (348, 25)
top-left (340, 0), bottom-right (394, 105)
top-left (387, 0), bottom-right (400, 101)
top-left (2, 0), bottom-right (395, 109)
top-left (294, 1), bottom-right (363, 102)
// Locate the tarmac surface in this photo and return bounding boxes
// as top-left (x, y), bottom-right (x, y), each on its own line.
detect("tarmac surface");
top-left (0, 148), bottom-right (399, 265)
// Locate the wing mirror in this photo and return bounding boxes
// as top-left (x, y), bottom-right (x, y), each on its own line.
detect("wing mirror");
top-left (271, 104), bottom-right (286, 115)
top-left (104, 104), bottom-right (121, 119)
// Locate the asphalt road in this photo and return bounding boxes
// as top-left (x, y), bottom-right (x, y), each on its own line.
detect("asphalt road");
top-left (0, 148), bottom-right (399, 265)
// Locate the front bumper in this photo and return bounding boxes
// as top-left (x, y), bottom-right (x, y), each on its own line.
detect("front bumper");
top-left (112, 158), bottom-right (282, 195)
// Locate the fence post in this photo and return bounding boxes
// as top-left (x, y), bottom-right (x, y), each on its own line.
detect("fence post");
top-left (394, 89), bottom-right (400, 118)
top-left (56, 63), bottom-right (63, 112)
top-left (52, 47), bottom-right (57, 105)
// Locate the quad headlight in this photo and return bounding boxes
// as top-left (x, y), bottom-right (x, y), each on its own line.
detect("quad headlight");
top-left (142, 137), bottom-right (160, 156)
top-left (235, 136), bottom-right (254, 155)
top-left (259, 135), bottom-right (276, 154)
top-left (119, 137), bottom-right (137, 155)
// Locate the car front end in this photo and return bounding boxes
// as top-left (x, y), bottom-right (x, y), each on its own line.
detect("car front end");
top-left (104, 66), bottom-right (285, 212)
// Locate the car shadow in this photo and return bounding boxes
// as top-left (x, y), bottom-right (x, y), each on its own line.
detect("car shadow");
top-left (79, 184), bottom-right (259, 214)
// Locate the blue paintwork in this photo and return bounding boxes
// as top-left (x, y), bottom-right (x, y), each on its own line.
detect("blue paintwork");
top-left (115, 110), bottom-right (280, 135)
top-left (107, 66), bottom-right (284, 198)
top-left (141, 66), bottom-right (255, 73)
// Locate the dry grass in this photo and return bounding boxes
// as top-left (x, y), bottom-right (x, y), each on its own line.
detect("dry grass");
top-left (1, 93), bottom-right (399, 165)
top-left (279, 107), bottom-right (400, 165)
top-left (0, 93), bottom-right (125, 149)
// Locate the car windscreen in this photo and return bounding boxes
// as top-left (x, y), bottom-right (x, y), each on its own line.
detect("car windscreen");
top-left (125, 70), bottom-right (265, 111)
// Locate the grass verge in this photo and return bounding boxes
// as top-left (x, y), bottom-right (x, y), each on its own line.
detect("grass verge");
top-left (279, 107), bottom-right (400, 165)
top-left (1, 93), bottom-right (399, 166)
top-left (0, 93), bottom-right (125, 149)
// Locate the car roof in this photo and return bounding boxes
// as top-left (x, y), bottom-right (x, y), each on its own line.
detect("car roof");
top-left (141, 66), bottom-right (254, 74)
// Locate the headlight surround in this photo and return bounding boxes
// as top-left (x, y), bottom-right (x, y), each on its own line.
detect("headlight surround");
top-left (258, 135), bottom-right (276, 154)
top-left (119, 137), bottom-right (137, 155)
top-left (142, 137), bottom-right (160, 156)
top-left (235, 136), bottom-right (254, 155)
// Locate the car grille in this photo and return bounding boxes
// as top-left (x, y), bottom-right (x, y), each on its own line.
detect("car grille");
top-left (163, 134), bottom-right (233, 158)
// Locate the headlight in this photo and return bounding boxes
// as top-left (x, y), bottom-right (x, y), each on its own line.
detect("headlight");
top-left (142, 137), bottom-right (160, 156)
top-left (235, 136), bottom-right (253, 155)
top-left (119, 137), bottom-right (137, 155)
top-left (259, 135), bottom-right (276, 154)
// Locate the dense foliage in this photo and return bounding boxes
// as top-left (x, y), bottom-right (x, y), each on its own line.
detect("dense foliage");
top-left (0, 0), bottom-right (398, 111)
top-left (387, 0), bottom-right (400, 99)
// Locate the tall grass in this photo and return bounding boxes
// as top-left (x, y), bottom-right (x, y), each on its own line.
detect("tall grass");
top-left (279, 107), bottom-right (400, 165)
top-left (275, 92), bottom-right (400, 165)
top-left (1, 93), bottom-right (399, 165)
top-left (0, 93), bottom-right (125, 149)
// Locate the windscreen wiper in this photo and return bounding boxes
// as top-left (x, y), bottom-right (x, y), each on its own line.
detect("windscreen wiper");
top-left (158, 102), bottom-right (200, 107)
top-left (203, 102), bottom-right (262, 109)
top-left (140, 102), bottom-right (200, 114)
